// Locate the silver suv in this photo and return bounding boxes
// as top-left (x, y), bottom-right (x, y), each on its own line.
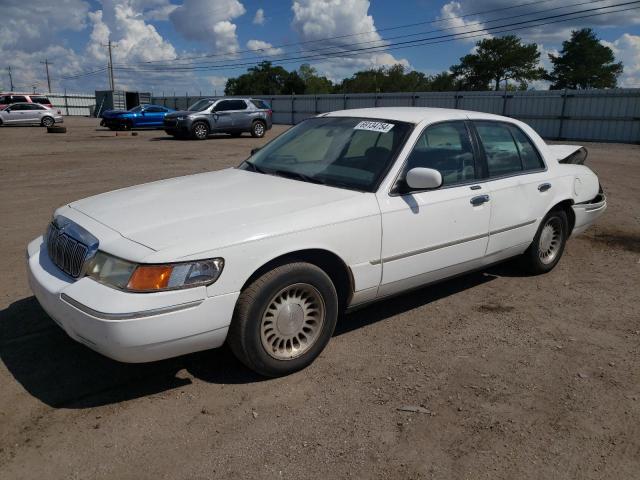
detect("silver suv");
top-left (164, 97), bottom-right (273, 140)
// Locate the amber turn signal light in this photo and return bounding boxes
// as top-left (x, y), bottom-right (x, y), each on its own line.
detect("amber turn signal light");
top-left (127, 265), bottom-right (174, 291)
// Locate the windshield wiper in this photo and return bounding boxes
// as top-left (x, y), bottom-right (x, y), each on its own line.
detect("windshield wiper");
top-left (243, 159), bottom-right (267, 174)
top-left (272, 169), bottom-right (326, 185)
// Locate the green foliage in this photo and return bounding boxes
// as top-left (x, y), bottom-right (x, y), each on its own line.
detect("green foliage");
top-left (546, 28), bottom-right (623, 89)
top-left (335, 64), bottom-right (434, 93)
top-left (450, 35), bottom-right (545, 91)
top-left (298, 64), bottom-right (333, 94)
top-left (224, 61), bottom-right (292, 95)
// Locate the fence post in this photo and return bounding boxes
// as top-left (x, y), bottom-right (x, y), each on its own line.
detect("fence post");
top-left (411, 92), bottom-right (416, 107)
top-left (64, 88), bottom-right (70, 116)
top-left (558, 88), bottom-right (568, 140)
top-left (314, 95), bottom-right (318, 114)
top-left (454, 93), bottom-right (461, 109)
top-left (291, 95), bottom-right (295, 125)
top-left (343, 94), bottom-right (347, 110)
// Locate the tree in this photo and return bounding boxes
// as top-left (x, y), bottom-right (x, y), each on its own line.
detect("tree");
top-left (429, 72), bottom-right (458, 91)
top-left (450, 35), bottom-right (546, 91)
top-left (224, 61), bottom-right (291, 95)
top-left (546, 28), bottom-right (623, 89)
top-left (335, 64), bottom-right (433, 93)
top-left (298, 64), bottom-right (333, 94)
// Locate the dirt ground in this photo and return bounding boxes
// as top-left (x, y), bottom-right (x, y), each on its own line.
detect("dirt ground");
top-left (0, 117), bottom-right (638, 479)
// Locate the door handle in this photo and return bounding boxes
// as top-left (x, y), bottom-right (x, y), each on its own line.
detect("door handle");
top-left (470, 194), bottom-right (490, 206)
top-left (538, 183), bottom-right (551, 192)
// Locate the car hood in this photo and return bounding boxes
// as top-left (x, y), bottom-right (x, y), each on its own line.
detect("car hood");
top-left (68, 168), bottom-right (363, 254)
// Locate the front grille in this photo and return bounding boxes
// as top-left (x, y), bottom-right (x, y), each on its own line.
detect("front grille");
top-left (46, 223), bottom-right (89, 278)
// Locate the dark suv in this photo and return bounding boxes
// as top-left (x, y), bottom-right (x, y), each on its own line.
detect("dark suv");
top-left (163, 97), bottom-right (273, 140)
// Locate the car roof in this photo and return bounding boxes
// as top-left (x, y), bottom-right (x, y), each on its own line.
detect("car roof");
top-left (324, 107), bottom-right (509, 124)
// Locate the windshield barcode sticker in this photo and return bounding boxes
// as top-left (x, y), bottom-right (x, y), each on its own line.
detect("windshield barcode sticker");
top-left (354, 121), bottom-right (394, 133)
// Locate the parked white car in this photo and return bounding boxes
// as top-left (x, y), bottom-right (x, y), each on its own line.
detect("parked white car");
top-left (0, 102), bottom-right (63, 127)
top-left (27, 107), bottom-right (606, 376)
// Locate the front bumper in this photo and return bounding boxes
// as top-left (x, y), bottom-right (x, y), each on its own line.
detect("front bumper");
top-left (27, 236), bottom-right (239, 363)
top-left (572, 191), bottom-right (607, 236)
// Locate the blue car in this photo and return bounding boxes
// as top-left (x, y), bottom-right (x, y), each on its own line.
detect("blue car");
top-left (100, 104), bottom-right (175, 130)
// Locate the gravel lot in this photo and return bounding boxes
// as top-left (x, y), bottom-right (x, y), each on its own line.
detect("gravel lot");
top-left (1, 117), bottom-right (639, 479)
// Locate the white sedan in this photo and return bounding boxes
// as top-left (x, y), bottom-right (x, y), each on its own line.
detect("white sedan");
top-left (27, 107), bottom-right (606, 376)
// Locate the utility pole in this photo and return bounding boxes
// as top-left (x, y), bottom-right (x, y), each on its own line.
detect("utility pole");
top-left (102, 39), bottom-right (116, 90)
top-left (40, 59), bottom-right (52, 92)
top-left (7, 66), bottom-right (14, 91)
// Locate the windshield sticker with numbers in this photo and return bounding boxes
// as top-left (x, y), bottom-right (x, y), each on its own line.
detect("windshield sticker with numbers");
top-left (354, 121), bottom-right (394, 133)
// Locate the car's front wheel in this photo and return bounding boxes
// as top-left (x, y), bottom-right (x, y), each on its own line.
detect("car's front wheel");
top-left (522, 209), bottom-right (569, 274)
top-left (228, 262), bottom-right (338, 377)
top-left (41, 116), bottom-right (55, 127)
top-left (191, 121), bottom-right (209, 140)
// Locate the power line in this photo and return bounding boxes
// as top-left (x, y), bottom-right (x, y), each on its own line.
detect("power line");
top-left (120, 2), bottom-right (640, 73)
top-left (117, 0), bottom-right (606, 69)
top-left (121, 0), bottom-right (580, 66)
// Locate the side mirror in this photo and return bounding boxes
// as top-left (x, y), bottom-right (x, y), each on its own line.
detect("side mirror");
top-left (405, 167), bottom-right (443, 191)
top-left (5, 108), bottom-right (10, 112)
top-left (250, 147), bottom-right (261, 155)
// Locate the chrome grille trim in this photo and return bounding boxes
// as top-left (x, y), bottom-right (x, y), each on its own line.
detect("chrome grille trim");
top-left (46, 216), bottom-right (99, 278)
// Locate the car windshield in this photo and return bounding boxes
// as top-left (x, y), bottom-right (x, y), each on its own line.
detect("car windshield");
top-left (188, 99), bottom-right (214, 111)
top-left (240, 117), bottom-right (413, 192)
top-left (128, 105), bottom-right (143, 112)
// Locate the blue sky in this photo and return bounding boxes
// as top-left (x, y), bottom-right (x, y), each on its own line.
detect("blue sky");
top-left (3, 0), bottom-right (640, 94)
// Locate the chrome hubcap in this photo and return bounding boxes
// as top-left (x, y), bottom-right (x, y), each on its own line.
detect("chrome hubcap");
top-left (254, 123), bottom-right (264, 136)
top-left (539, 218), bottom-right (562, 264)
top-left (194, 124), bottom-right (207, 138)
top-left (260, 283), bottom-right (325, 360)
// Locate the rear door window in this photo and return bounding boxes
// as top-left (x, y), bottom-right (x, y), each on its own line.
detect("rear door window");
top-left (31, 96), bottom-right (51, 104)
top-left (474, 122), bottom-right (522, 177)
top-left (508, 126), bottom-right (545, 171)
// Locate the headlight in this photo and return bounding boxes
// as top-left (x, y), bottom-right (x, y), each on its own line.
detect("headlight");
top-left (87, 252), bottom-right (224, 292)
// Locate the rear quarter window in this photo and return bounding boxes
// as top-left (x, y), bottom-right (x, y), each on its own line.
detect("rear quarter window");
top-left (250, 99), bottom-right (270, 109)
top-left (31, 97), bottom-right (51, 104)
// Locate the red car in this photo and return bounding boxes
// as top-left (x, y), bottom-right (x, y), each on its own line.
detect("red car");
top-left (0, 93), bottom-right (53, 111)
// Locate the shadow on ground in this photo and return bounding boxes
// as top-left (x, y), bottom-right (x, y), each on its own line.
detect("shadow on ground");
top-left (0, 266), bottom-right (505, 409)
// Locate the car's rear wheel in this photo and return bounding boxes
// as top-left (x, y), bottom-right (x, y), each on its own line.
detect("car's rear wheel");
top-left (522, 209), bottom-right (568, 274)
top-left (41, 116), bottom-right (55, 127)
top-left (250, 120), bottom-right (266, 138)
top-left (192, 121), bottom-right (209, 140)
top-left (227, 262), bottom-right (338, 377)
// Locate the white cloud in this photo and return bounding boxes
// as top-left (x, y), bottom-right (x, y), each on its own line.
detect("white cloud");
top-left (170, 0), bottom-right (246, 54)
top-left (438, 1), bottom-right (490, 43)
top-left (0, 0), bottom-right (89, 53)
top-left (602, 34), bottom-right (640, 87)
top-left (290, 0), bottom-right (409, 80)
top-left (253, 8), bottom-right (265, 25)
top-left (246, 39), bottom-right (284, 56)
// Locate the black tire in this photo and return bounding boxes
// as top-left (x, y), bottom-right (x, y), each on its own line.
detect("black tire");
top-left (227, 262), bottom-right (339, 377)
top-left (521, 209), bottom-right (569, 274)
top-left (250, 120), bottom-right (266, 138)
top-left (191, 121), bottom-right (209, 140)
top-left (47, 126), bottom-right (67, 133)
top-left (41, 116), bottom-right (55, 127)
